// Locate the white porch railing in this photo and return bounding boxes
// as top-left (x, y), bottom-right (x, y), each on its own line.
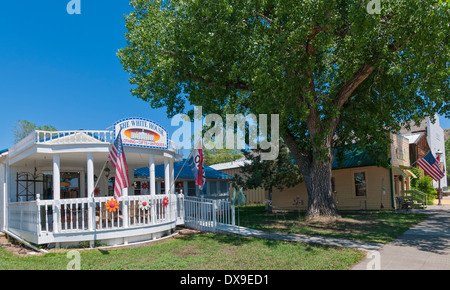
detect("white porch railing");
top-left (8, 130), bottom-right (183, 156)
top-left (9, 194), bottom-right (181, 238)
top-left (184, 196), bottom-right (235, 232)
top-left (7, 194), bottom-right (235, 245)
top-left (36, 130), bottom-right (113, 145)
top-left (38, 194), bottom-right (180, 234)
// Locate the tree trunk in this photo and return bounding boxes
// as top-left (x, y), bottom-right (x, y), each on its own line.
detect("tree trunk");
top-left (283, 133), bottom-right (340, 219)
top-left (267, 188), bottom-right (273, 214)
top-left (303, 159), bottom-right (340, 218)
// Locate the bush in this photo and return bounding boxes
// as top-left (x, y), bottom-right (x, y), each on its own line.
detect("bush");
top-left (410, 167), bottom-right (437, 204)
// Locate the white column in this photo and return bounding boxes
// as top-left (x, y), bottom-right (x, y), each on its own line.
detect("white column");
top-left (86, 154), bottom-right (95, 232)
top-left (53, 155), bottom-right (61, 200)
top-left (122, 167), bottom-right (130, 228)
top-left (149, 156), bottom-right (156, 196)
top-left (87, 154), bottom-right (94, 198)
top-left (4, 162), bottom-right (9, 230)
top-left (53, 155), bottom-right (60, 233)
top-left (170, 159), bottom-right (175, 194)
top-left (164, 158), bottom-right (170, 195)
top-left (1, 163), bottom-right (7, 231)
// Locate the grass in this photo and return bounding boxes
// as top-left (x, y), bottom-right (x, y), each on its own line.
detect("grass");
top-left (0, 205), bottom-right (427, 270)
top-left (237, 205), bottom-right (429, 244)
top-left (0, 233), bottom-right (365, 270)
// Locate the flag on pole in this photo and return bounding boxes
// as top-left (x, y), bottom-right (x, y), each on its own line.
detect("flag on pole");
top-left (417, 151), bottom-right (445, 181)
top-left (188, 141), bottom-right (206, 193)
top-left (108, 129), bottom-right (130, 198)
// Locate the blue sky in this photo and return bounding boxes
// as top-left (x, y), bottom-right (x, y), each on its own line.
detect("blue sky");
top-left (0, 1), bottom-right (448, 151)
top-left (0, 1), bottom-right (176, 150)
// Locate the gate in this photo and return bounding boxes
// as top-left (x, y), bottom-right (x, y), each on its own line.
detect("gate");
top-left (183, 196), bottom-right (235, 232)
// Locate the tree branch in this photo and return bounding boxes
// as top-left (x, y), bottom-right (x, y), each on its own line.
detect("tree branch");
top-left (252, 11), bottom-right (273, 23)
top-left (329, 64), bottom-right (375, 133)
top-left (335, 64), bottom-right (375, 111)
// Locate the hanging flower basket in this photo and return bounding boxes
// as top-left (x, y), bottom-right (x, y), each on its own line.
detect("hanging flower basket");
top-left (105, 198), bottom-right (120, 213)
top-left (94, 187), bottom-right (101, 196)
top-left (139, 199), bottom-right (151, 211)
top-left (163, 196), bottom-right (169, 208)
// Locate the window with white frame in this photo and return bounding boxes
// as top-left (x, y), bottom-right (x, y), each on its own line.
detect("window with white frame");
top-left (354, 172), bottom-right (367, 197)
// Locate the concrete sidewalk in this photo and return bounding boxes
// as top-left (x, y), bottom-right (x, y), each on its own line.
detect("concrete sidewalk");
top-left (352, 204), bottom-right (450, 270)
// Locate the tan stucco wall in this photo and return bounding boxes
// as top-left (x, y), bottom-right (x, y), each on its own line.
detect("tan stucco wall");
top-left (272, 166), bottom-right (394, 211)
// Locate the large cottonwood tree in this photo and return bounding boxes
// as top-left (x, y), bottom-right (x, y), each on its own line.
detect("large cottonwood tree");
top-left (118, 0), bottom-right (449, 218)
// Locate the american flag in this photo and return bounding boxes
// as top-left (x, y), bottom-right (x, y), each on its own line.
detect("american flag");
top-left (109, 129), bottom-right (130, 198)
top-left (417, 151), bottom-right (445, 181)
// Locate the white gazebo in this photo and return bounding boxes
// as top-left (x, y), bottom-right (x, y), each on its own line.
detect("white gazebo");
top-left (0, 117), bottom-right (186, 248)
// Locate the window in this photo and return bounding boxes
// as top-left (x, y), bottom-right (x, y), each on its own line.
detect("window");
top-left (209, 181), bottom-right (217, 195)
top-left (175, 181), bottom-right (184, 194)
top-left (220, 181), bottom-right (228, 194)
top-left (187, 181), bottom-right (196, 196)
top-left (354, 172), bottom-right (367, 197)
top-left (160, 181), bottom-right (165, 194)
top-left (108, 177), bottom-right (115, 196)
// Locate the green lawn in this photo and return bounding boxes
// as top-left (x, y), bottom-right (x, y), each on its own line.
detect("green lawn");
top-left (237, 205), bottom-right (429, 244)
top-left (0, 233), bottom-right (364, 270)
top-left (0, 205), bottom-right (427, 270)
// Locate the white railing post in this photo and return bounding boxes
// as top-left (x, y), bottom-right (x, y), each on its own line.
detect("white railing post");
top-left (231, 204), bottom-right (236, 226)
top-left (151, 195), bottom-right (156, 225)
top-left (53, 155), bottom-right (60, 233)
top-left (88, 197), bottom-right (94, 231)
top-left (122, 189), bottom-right (129, 228)
top-left (212, 199), bottom-right (217, 233)
top-left (53, 201), bottom-right (60, 233)
top-left (36, 194), bottom-right (41, 235)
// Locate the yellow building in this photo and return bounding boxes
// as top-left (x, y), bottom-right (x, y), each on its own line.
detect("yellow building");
top-left (272, 134), bottom-right (413, 212)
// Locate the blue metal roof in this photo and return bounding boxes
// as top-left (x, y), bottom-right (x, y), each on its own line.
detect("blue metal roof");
top-left (332, 147), bottom-right (377, 170)
top-left (0, 149), bottom-right (8, 155)
top-left (134, 159), bottom-right (233, 180)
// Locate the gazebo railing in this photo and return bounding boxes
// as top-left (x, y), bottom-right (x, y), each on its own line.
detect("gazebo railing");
top-left (26, 194), bottom-right (180, 235)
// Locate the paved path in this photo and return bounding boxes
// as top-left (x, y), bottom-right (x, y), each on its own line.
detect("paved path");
top-left (352, 204), bottom-right (450, 270)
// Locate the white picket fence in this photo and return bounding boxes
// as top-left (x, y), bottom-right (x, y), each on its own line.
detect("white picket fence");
top-left (183, 196), bottom-right (235, 232)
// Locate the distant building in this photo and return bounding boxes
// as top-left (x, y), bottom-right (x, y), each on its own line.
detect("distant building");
top-left (271, 133), bottom-right (414, 211)
top-left (400, 114), bottom-right (447, 191)
top-left (134, 160), bottom-right (233, 199)
top-left (210, 159), bottom-right (268, 204)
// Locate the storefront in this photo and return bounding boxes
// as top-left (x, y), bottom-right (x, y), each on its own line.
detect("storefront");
top-left (0, 117), bottom-right (185, 248)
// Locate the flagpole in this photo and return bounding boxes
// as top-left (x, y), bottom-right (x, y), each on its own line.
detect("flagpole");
top-left (93, 161), bottom-right (109, 193)
top-left (167, 147), bottom-right (196, 194)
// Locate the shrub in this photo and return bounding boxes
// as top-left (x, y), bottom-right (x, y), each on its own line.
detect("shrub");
top-left (410, 167), bottom-right (437, 204)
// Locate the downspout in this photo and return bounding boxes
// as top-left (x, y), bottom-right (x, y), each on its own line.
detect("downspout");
top-left (390, 167), bottom-right (396, 210)
top-left (3, 229), bottom-right (49, 254)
